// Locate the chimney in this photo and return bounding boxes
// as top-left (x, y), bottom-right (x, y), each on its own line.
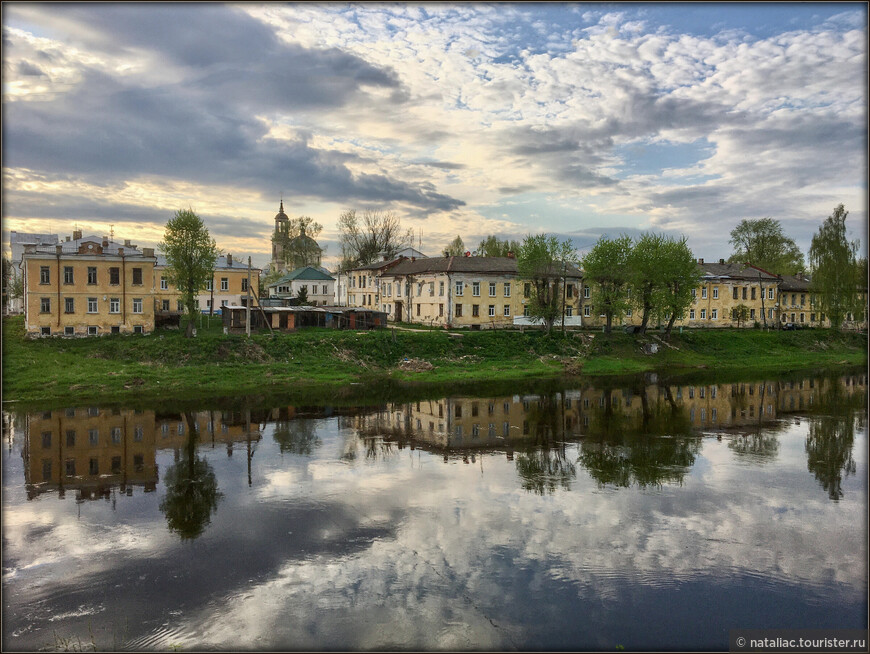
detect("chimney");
top-left (55, 245), bottom-right (63, 254)
top-left (118, 248), bottom-right (124, 256)
top-left (102, 239), bottom-right (109, 248)
top-left (227, 253), bottom-right (233, 267)
top-left (142, 247), bottom-right (154, 258)
top-left (698, 258), bottom-right (704, 264)
top-left (125, 239), bottom-right (132, 248)
top-left (66, 236), bottom-right (71, 242)
top-left (24, 244), bottom-right (36, 254)
top-left (507, 251), bottom-right (515, 259)
top-left (719, 258), bottom-right (725, 264)
top-left (73, 230), bottom-right (82, 241)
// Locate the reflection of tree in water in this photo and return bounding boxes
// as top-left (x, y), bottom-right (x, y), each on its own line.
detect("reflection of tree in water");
top-left (728, 432), bottom-right (781, 462)
top-left (577, 384), bottom-right (701, 489)
top-left (363, 436), bottom-right (396, 462)
top-left (805, 376), bottom-right (863, 501)
top-left (515, 394), bottom-right (577, 494)
top-left (159, 412), bottom-right (222, 540)
top-left (272, 419), bottom-right (322, 456)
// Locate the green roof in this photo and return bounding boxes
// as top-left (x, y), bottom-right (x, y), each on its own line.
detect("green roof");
top-left (270, 266), bottom-right (335, 285)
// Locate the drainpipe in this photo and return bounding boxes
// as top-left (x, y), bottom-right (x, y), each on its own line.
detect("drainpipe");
top-left (122, 251), bottom-right (127, 326)
top-left (56, 247), bottom-right (62, 328)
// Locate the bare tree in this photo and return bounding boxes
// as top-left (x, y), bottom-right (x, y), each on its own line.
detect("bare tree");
top-left (338, 209), bottom-right (413, 270)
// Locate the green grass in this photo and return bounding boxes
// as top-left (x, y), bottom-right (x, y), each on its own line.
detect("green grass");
top-left (2, 316), bottom-right (865, 409)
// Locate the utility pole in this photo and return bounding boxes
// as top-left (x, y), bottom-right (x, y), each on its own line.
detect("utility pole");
top-left (246, 257), bottom-right (252, 337)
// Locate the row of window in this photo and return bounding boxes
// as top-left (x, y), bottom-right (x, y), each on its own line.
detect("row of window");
top-left (40, 454), bottom-right (146, 481)
top-left (40, 265), bottom-right (143, 286)
top-left (40, 325), bottom-right (145, 336)
top-left (41, 297), bottom-right (144, 314)
top-left (272, 283), bottom-right (328, 295)
top-left (41, 425), bottom-right (145, 448)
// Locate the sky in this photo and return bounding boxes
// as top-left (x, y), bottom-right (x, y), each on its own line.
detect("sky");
top-left (2, 2), bottom-right (867, 270)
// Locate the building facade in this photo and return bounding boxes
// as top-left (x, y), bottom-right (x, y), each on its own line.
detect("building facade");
top-left (21, 234), bottom-right (157, 337)
top-left (267, 266), bottom-right (335, 306)
top-left (154, 254), bottom-right (259, 315)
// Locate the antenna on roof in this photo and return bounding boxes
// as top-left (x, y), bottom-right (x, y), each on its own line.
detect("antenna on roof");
top-left (109, 224), bottom-right (114, 242)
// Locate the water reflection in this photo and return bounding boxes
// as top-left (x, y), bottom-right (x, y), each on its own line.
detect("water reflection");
top-left (159, 412), bottom-right (222, 539)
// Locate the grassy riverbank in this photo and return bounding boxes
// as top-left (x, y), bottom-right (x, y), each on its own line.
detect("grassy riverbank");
top-left (2, 316), bottom-right (866, 408)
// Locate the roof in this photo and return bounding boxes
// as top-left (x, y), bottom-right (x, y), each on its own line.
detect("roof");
top-left (28, 235), bottom-right (142, 256)
top-left (10, 232), bottom-right (59, 246)
top-left (381, 255), bottom-right (582, 278)
top-left (269, 266), bottom-right (335, 285)
top-left (778, 274), bottom-right (812, 292)
top-left (349, 257), bottom-right (407, 272)
top-left (698, 261), bottom-right (779, 281)
top-left (155, 254), bottom-right (258, 272)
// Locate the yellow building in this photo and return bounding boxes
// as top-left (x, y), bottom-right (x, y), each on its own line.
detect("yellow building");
top-left (581, 259), bottom-right (780, 329)
top-left (155, 254), bottom-right (259, 315)
top-left (376, 255), bottom-right (582, 329)
top-left (345, 256), bottom-right (409, 317)
top-left (21, 232), bottom-right (157, 337)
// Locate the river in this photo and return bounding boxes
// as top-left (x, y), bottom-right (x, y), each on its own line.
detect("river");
top-left (2, 369), bottom-right (867, 650)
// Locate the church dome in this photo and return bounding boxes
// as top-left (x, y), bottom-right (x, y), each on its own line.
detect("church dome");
top-left (274, 200), bottom-right (288, 222)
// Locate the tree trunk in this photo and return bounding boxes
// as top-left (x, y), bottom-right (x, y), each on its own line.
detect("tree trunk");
top-left (664, 311), bottom-right (677, 341)
top-left (605, 310), bottom-right (613, 334)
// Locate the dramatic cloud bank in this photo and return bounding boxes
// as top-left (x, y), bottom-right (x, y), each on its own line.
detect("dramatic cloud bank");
top-left (2, 3), bottom-right (866, 266)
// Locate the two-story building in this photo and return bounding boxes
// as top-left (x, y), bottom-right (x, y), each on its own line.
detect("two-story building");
top-left (154, 254), bottom-right (258, 315)
top-left (21, 233), bottom-right (157, 337)
top-left (267, 266), bottom-right (335, 306)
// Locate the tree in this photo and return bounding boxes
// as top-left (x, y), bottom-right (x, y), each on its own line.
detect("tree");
top-left (517, 234), bottom-right (579, 332)
top-left (1, 256), bottom-right (12, 313)
top-left (338, 209), bottom-right (413, 270)
top-left (809, 205), bottom-right (860, 330)
top-left (159, 209), bottom-right (220, 337)
top-left (259, 268), bottom-right (284, 298)
top-left (581, 235), bottom-right (633, 334)
top-left (628, 233), bottom-right (670, 334)
top-left (474, 235), bottom-right (522, 257)
top-left (444, 235), bottom-right (466, 256)
top-left (728, 218), bottom-right (804, 275)
top-left (654, 237), bottom-right (701, 340)
top-left (733, 303), bottom-right (750, 328)
top-left (295, 285), bottom-right (310, 306)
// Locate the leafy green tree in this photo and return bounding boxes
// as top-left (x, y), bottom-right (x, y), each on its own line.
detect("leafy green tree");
top-left (581, 235), bottom-right (633, 333)
top-left (809, 204), bottom-right (860, 330)
top-left (159, 209), bottom-right (219, 337)
top-left (653, 237), bottom-right (701, 340)
top-left (628, 233), bottom-right (670, 334)
top-left (259, 268), bottom-right (284, 297)
top-left (159, 412), bottom-right (222, 539)
top-left (338, 209), bottom-right (412, 270)
top-left (517, 234), bottom-right (579, 332)
top-left (728, 218), bottom-right (804, 275)
top-left (474, 235), bottom-right (522, 257)
top-left (733, 303), bottom-right (750, 328)
top-left (445, 235), bottom-right (466, 256)
top-left (295, 285), bottom-right (310, 305)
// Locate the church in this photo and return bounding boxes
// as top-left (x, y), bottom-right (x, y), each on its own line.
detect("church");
top-left (269, 200), bottom-right (323, 274)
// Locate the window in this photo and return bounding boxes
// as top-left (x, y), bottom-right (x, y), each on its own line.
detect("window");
top-left (206, 279), bottom-right (213, 291)
top-left (132, 268), bottom-right (143, 285)
top-left (66, 459), bottom-right (76, 477)
top-left (751, 287), bottom-right (756, 300)
top-left (322, 284), bottom-right (328, 295)
top-left (711, 308), bottom-right (718, 320)
top-left (160, 299), bottom-right (169, 311)
top-left (109, 267), bottom-right (120, 285)
top-left (109, 297), bottom-right (120, 314)
top-left (40, 266), bottom-right (50, 284)
top-left (488, 305), bottom-right (495, 317)
top-left (455, 304), bottom-right (463, 317)
top-left (524, 283), bottom-right (531, 298)
top-left (768, 288), bottom-right (775, 300)
top-left (89, 428), bottom-right (99, 445)
top-left (472, 304), bottom-right (479, 317)
top-left (799, 313), bottom-right (805, 323)
top-left (40, 297), bottom-right (51, 313)
top-left (134, 455), bottom-right (144, 472)
top-left (700, 309), bottom-right (706, 319)
top-left (111, 427), bottom-right (122, 444)
top-left (159, 276), bottom-right (168, 291)
top-left (504, 305), bottom-right (511, 317)
top-left (701, 287), bottom-right (707, 299)
top-left (219, 277), bottom-right (228, 291)
top-left (87, 297), bottom-right (98, 313)
top-left (455, 281), bottom-right (464, 295)
top-left (811, 313), bottom-right (816, 322)
top-left (64, 326), bottom-right (74, 336)
top-left (713, 287), bottom-right (719, 299)
top-left (626, 308), bottom-right (632, 317)
top-left (504, 283), bottom-right (511, 297)
top-left (416, 304), bottom-right (420, 317)
top-left (87, 267), bottom-right (97, 285)
top-left (689, 309), bottom-right (695, 320)
top-left (132, 298), bottom-right (142, 313)
top-left (768, 308), bottom-right (774, 320)
top-left (88, 325), bottom-right (98, 335)
top-left (65, 297), bottom-right (75, 314)
top-left (134, 325), bottom-right (144, 334)
top-left (750, 309), bottom-right (756, 319)
top-left (800, 294), bottom-right (805, 306)
top-left (566, 284), bottom-right (573, 298)
top-left (417, 283), bottom-right (423, 296)
top-left (565, 306), bottom-right (573, 317)
top-left (439, 281), bottom-right (445, 296)
top-left (742, 287), bottom-right (747, 300)
top-left (732, 287), bottom-right (738, 300)
top-left (42, 431), bottom-right (52, 448)
top-left (428, 282), bottom-right (434, 296)
top-left (489, 282), bottom-right (496, 297)
top-left (583, 286), bottom-right (590, 299)
top-left (583, 305), bottom-right (591, 317)
top-left (472, 281), bottom-right (480, 296)
top-left (524, 306), bottom-right (530, 317)
top-left (63, 266), bottom-right (74, 284)
top-left (439, 304), bottom-right (444, 316)
top-left (134, 425), bottom-right (144, 441)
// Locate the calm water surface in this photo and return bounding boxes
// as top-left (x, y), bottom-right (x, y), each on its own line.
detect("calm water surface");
top-left (2, 371), bottom-right (867, 651)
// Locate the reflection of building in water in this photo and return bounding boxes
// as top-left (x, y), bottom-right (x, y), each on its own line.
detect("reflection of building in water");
top-left (349, 374), bottom-right (868, 452)
top-left (22, 408), bottom-right (262, 501)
